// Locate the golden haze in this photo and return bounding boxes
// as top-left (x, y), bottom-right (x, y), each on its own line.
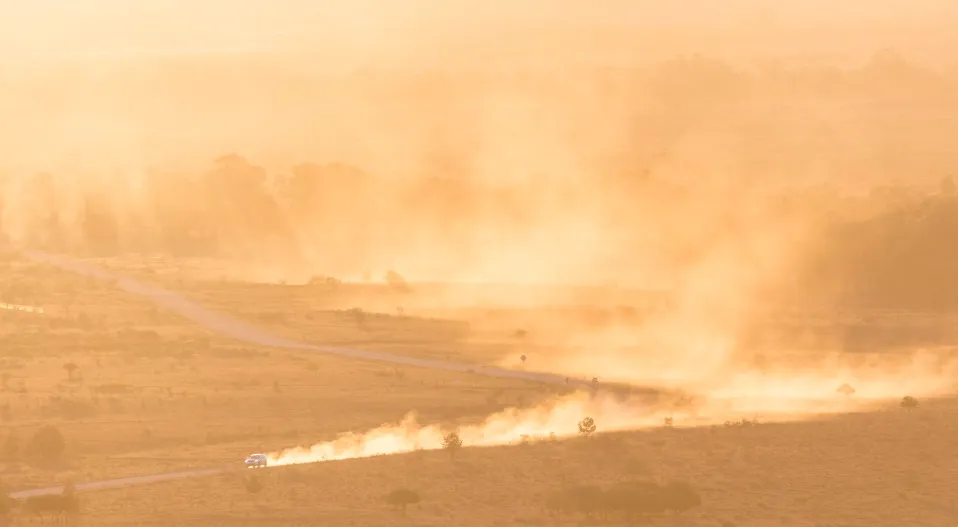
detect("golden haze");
top-left (1, 3), bottom-right (957, 524)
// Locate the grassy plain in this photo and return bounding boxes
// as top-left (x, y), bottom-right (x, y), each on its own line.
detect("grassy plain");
top-left (72, 399), bottom-right (958, 526)
top-left (1, 253), bottom-right (956, 526)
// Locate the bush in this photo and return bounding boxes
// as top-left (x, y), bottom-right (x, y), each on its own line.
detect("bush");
top-left (384, 488), bottom-right (420, 514)
top-left (900, 396), bottom-right (919, 409)
top-left (25, 425), bottom-right (66, 466)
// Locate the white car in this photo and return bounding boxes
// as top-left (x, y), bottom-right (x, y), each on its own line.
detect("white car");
top-left (244, 453), bottom-right (268, 468)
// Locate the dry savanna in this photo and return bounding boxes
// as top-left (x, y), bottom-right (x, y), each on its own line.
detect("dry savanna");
top-left (0, 251), bottom-right (956, 526)
top-left (4, 1), bottom-right (958, 525)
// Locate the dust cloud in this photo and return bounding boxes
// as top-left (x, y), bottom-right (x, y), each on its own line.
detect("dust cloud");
top-left (266, 385), bottom-right (888, 467)
top-left (3, 0), bottom-right (958, 468)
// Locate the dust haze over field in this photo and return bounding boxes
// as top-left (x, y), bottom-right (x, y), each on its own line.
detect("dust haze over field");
top-left (2, 1), bottom-right (958, 523)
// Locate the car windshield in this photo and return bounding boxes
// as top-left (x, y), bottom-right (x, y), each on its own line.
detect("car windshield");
top-left (247, 454), bottom-right (263, 459)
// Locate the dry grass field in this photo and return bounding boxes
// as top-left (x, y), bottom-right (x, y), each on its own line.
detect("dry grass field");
top-left (57, 399), bottom-right (958, 526)
top-left (0, 255), bottom-right (561, 496)
top-left (1, 252), bottom-right (955, 526)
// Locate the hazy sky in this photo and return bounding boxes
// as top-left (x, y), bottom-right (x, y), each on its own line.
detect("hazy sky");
top-left (3, 0), bottom-right (957, 57)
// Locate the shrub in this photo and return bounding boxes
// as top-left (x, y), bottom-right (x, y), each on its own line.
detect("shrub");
top-left (384, 488), bottom-right (420, 514)
top-left (900, 396), bottom-right (919, 409)
top-left (578, 417), bottom-right (596, 436)
top-left (25, 425), bottom-right (66, 466)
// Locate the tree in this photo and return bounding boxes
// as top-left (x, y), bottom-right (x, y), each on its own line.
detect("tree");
top-left (442, 432), bottom-right (463, 460)
top-left (901, 396), bottom-right (919, 409)
top-left (25, 425), bottom-right (66, 466)
top-left (62, 363), bottom-right (78, 381)
top-left (384, 488), bottom-right (420, 514)
top-left (578, 417), bottom-right (596, 437)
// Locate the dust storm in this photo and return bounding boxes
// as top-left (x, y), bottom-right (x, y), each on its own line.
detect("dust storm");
top-left (1, 1), bottom-right (957, 525)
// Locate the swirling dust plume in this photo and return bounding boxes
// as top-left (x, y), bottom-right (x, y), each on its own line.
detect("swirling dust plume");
top-left (266, 358), bottom-right (952, 467)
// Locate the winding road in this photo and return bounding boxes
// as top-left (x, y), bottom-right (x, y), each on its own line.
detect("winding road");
top-left (8, 249), bottom-right (619, 498)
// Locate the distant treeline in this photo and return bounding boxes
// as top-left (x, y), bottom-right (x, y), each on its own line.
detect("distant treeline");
top-left (3, 50), bottom-right (958, 309)
top-left (2, 154), bottom-right (957, 310)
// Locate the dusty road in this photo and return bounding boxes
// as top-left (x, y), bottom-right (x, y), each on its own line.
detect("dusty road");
top-left (20, 249), bottom-right (600, 388)
top-left (8, 249), bottom-right (636, 497)
top-left (10, 468), bottom-right (230, 499)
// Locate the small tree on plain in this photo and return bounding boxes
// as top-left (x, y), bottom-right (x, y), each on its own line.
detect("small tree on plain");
top-left (442, 432), bottom-right (463, 460)
top-left (384, 488), bottom-right (420, 514)
top-left (901, 396), bottom-right (919, 409)
top-left (578, 417), bottom-right (596, 437)
top-left (62, 363), bottom-right (78, 381)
